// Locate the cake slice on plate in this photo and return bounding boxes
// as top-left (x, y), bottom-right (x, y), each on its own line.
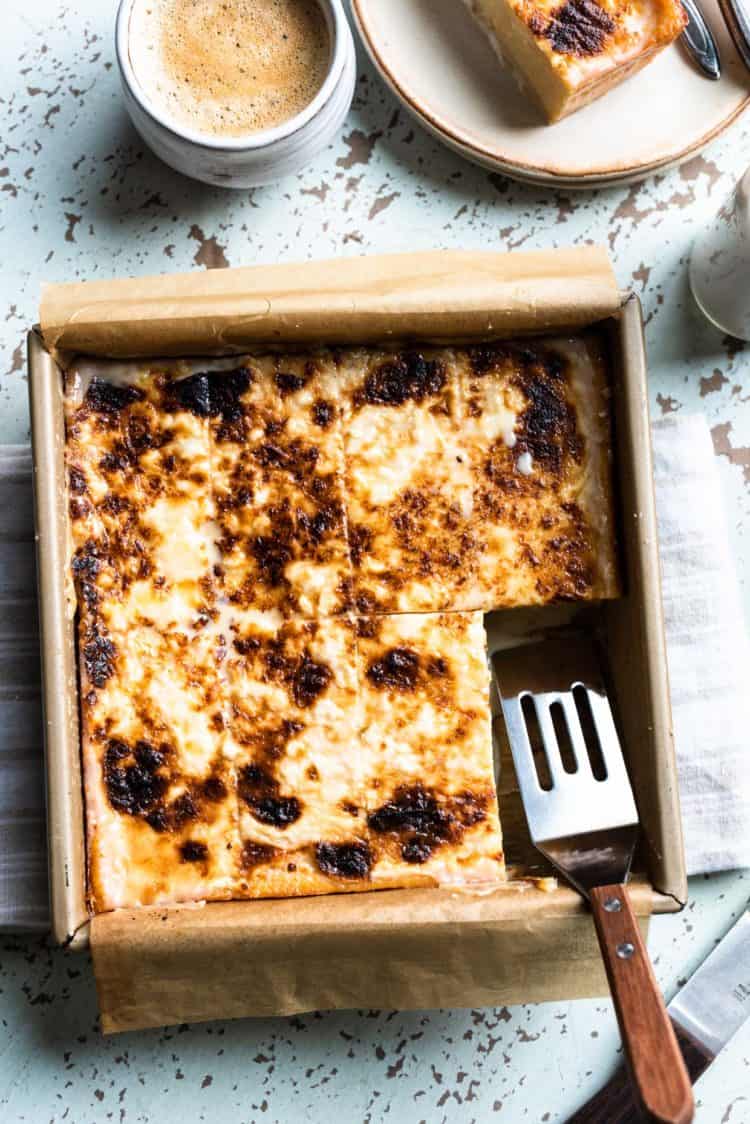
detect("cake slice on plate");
top-left (466, 0), bottom-right (687, 121)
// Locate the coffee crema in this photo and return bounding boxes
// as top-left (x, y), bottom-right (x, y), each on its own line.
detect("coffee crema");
top-left (128, 0), bottom-right (331, 139)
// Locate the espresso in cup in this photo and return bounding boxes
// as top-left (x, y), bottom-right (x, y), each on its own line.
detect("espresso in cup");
top-left (128, 0), bottom-right (332, 139)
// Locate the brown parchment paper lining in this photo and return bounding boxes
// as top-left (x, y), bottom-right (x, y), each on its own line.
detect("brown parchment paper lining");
top-left (92, 881), bottom-right (654, 1034)
top-left (40, 246), bottom-right (619, 356)
top-left (34, 246), bottom-right (680, 1033)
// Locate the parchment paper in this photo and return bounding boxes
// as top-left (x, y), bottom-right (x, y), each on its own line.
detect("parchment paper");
top-left (91, 881), bottom-right (654, 1033)
top-left (40, 246), bottom-right (620, 357)
top-left (35, 246), bottom-right (669, 1034)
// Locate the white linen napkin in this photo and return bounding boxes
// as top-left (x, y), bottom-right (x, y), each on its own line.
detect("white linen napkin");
top-left (1, 415), bottom-right (748, 929)
top-left (652, 415), bottom-right (750, 875)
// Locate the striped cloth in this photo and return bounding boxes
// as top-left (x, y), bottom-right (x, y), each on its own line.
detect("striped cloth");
top-left (0, 446), bottom-right (48, 930)
top-left (2, 417), bottom-right (749, 930)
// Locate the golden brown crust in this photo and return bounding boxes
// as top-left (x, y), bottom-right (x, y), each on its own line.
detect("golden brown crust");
top-left (517, 0), bottom-right (687, 62)
top-left (469, 0), bottom-right (687, 121)
top-left (455, 334), bottom-right (619, 606)
top-left (357, 612), bottom-right (504, 885)
top-left (208, 355), bottom-right (352, 618)
top-left (340, 335), bottom-right (618, 614)
top-left (65, 364), bottom-right (247, 912)
top-left (66, 336), bottom-right (616, 912)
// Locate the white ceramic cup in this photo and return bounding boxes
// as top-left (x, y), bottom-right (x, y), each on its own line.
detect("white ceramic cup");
top-left (115, 0), bottom-right (356, 189)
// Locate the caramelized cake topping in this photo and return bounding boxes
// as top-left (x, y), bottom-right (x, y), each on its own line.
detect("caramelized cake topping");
top-left (540, 0), bottom-right (616, 56)
top-left (66, 336), bottom-right (617, 910)
top-left (467, 0), bottom-right (687, 122)
top-left (340, 336), bottom-right (616, 613)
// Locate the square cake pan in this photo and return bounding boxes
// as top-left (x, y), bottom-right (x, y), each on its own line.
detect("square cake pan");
top-left (26, 253), bottom-right (686, 1028)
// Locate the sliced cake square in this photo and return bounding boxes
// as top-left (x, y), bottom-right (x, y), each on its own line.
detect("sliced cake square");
top-left (80, 618), bottom-right (238, 912)
top-left (338, 346), bottom-right (474, 614)
top-left (356, 611), bottom-right (505, 889)
top-left (337, 336), bottom-right (618, 616)
top-left (227, 610), bottom-right (373, 898)
top-left (206, 354), bottom-right (352, 618)
top-left (65, 359), bottom-right (217, 634)
top-left (467, 0), bottom-right (686, 122)
top-left (449, 333), bottom-right (619, 609)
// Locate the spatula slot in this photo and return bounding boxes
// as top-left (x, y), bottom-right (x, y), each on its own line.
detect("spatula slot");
top-left (520, 693), bottom-right (553, 791)
top-left (550, 701), bottom-right (578, 774)
top-left (573, 684), bottom-right (608, 781)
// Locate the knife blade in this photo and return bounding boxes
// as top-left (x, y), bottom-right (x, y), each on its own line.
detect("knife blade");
top-left (681, 0), bottom-right (722, 79)
top-left (717, 0), bottom-right (750, 70)
top-left (568, 909), bottom-right (750, 1123)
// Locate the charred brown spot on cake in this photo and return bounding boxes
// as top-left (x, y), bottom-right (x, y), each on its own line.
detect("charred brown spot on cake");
top-left (254, 437), bottom-right (320, 481)
top-left (68, 465), bottom-right (88, 495)
top-left (232, 633), bottom-right (261, 657)
top-left (357, 353), bottom-right (447, 408)
top-left (144, 772), bottom-right (228, 834)
top-left (426, 655), bottom-right (449, 678)
top-left (201, 774), bottom-right (228, 802)
top-left (390, 488), bottom-right (431, 542)
top-left (468, 342), bottom-right (515, 377)
top-left (83, 625), bottom-right (117, 688)
top-left (298, 501), bottom-right (344, 546)
top-left (515, 353), bottom-right (582, 475)
top-left (83, 379), bottom-right (143, 420)
top-left (69, 495), bottom-right (92, 522)
top-left (355, 590), bottom-right (379, 616)
top-left (293, 653), bottom-right (332, 708)
top-left (170, 791), bottom-right (200, 827)
top-left (241, 841), bottom-right (278, 869)
top-left (238, 763), bottom-right (302, 828)
top-left (542, 0), bottom-right (616, 56)
top-left (368, 784), bottom-right (488, 864)
top-left (537, 501), bottom-right (595, 598)
top-left (127, 413), bottom-right (159, 455)
top-left (312, 398), bottom-right (334, 428)
top-left (100, 492), bottom-right (133, 517)
top-left (179, 840), bottom-right (208, 863)
top-left (167, 367), bottom-right (252, 428)
top-left (355, 615), bottom-right (379, 640)
top-left (260, 638), bottom-right (333, 709)
top-left (103, 737), bottom-right (169, 817)
top-left (251, 536), bottom-right (294, 591)
top-left (164, 373), bottom-right (211, 418)
top-left (72, 540), bottom-right (103, 583)
top-left (98, 446), bottom-right (131, 474)
top-left (348, 524), bottom-right (373, 568)
top-left (274, 368), bottom-right (310, 396)
top-left (315, 840), bottom-right (372, 879)
top-left (366, 646), bottom-right (421, 692)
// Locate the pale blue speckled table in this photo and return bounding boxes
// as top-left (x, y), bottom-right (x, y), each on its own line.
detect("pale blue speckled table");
top-left (1, 3), bottom-right (750, 1121)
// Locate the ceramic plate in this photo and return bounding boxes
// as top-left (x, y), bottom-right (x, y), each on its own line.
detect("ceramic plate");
top-left (352, 0), bottom-right (750, 186)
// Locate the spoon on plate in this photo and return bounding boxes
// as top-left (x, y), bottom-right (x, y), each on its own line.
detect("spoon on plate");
top-left (681, 0), bottom-right (722, 79)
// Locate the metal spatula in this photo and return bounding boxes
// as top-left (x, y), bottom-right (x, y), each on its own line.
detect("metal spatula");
top-left (493, 634), bottom-right (694, 1124)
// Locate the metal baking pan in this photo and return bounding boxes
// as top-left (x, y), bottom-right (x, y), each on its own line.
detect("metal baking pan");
top-left (26, 261), bottom-right (685, 1025)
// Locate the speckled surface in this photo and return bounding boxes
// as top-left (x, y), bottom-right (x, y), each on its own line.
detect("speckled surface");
top-left (2, 2), bottom-right (750, 1121)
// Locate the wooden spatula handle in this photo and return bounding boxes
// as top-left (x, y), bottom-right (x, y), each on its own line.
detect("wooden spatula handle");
top-left (567, 1021), bottom-right (714, 1122)
top-left (589, 884), bottom-right (694, 1124)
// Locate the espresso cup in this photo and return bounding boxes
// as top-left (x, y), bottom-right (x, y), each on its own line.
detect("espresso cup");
top-left (115, 0), bottom-right (356, 189)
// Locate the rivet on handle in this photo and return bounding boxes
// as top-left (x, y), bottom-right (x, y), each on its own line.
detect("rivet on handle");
top-left (603, 897), bottom-right (622, 913)
top-left (616, 942), bottom-right (635, 960)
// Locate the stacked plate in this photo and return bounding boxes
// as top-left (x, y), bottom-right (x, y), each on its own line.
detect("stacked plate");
top-left (352, 0), bottom-right (750, 187)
